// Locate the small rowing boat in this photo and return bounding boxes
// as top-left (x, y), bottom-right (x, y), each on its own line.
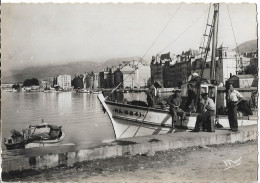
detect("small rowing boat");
top-left (4, 121), bottom-right (65, 150)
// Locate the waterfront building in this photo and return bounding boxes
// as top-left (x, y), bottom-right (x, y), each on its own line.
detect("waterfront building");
top-left (45, 77), bottom-right (55, 87)
top-left (150, 53), bottom-right (168, 87)
top-left (86, 73), bottom-right (94, 90)
top-left (40, 80), bottom-right (51, 90)
top-left (120, 63), bottom-right (150, 89)
top-left (56, 74), bottom-right (72, 90)
top-left (215, 46), bottom-right (238, 84)
top-left (150, 47), bottom-right (241, 87)
top-left (152, 51), bottom-right (196, 88)
top-left (135, 65), bottom-right (150, 88)
top-left (121, 65), bottom-right (136, 89)
top-left (228, 74), bottom-right (258, 88)
top-left (113, 68), bottom-right (123, 88)
top-left (99, 67), bottom-right (115, 89)
top-left (93, 72), bottom-right (100, 90)
top-left (243, 51), bottom-right (258, 58)
top-left (72, 74), bottom-right (84, 89)
top-left (190, 46), bottom-right (241, 85)
top-left (85, 72), bottom-right (100, 90)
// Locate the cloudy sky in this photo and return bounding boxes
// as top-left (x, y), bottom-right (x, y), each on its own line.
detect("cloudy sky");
top-left (2, 3), bottom-right (257, 71)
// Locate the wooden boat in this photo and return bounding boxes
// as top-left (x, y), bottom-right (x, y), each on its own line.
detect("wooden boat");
top-left (98, 94), bottom-right (175, 138)
top-left (4, 130), bottom-right (26, 150)
top-left (4, 123), bottom-right (65, 150)
top-left (25, 130), bottom-right (65, 148)
top-left (98, 3), bottom-right (257, 139)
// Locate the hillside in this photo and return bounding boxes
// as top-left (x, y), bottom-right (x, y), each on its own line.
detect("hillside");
top-left (234, 39), bottom-right (257, 53)
top-left (2, 57), bottom-right (148, 83)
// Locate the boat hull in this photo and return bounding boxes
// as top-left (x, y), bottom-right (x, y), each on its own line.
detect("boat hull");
top-left (25, 130), bottom-right (65, 148)
top-left (98, 94), bottom-right (174, 138)
top-left (98, 94), bottom-right (257, 139)
top-left (4, 142), bottom-right (25, 150)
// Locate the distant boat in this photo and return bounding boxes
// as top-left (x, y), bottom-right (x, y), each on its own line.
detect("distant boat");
top-left (4, 122), bottom-right (65, 150)
top-left (77, 89), bottom-right (91, 93)
top-left (3, 89), bottom-right (16, 92)
top-left (43, 90), bottom-right (53, 93)
top-left (92, 91), bottom-right (102, 94)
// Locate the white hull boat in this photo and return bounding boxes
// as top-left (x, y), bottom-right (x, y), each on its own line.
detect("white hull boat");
top-left (98, 94), bottom-right (257, 139)
top-left (98, 94), bottom-right (174, 138)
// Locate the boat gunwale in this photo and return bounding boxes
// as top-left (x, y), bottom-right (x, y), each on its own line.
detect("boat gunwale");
top-left (105, 100), bottom-right (170, 113)
top-left (105, 100), bottom-right (201, 117)
top-left (112, 114), bottom-right (172, 127)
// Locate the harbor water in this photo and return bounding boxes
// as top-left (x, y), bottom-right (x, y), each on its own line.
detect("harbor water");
top-left (2, 91), bottom-right (171, 154)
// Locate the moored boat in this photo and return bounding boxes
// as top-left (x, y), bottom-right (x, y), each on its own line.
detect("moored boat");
top-left (77, 89), bottom-right (91, 93)
top-left (93, 91), bottom-right (102, 94)
top-left (98, 94), bottom-right (174, 138)
top-left (4, 122), bottom-right (64, 150)
top-left (98, 3), bottom-right (258, 139)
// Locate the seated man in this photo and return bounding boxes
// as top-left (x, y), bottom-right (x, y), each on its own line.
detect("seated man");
top-left (192, 92), bottom-right (215, 132)
top-left (167, 90), bottom-right (186, 129)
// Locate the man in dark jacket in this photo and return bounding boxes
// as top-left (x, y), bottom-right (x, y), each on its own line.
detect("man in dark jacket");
top-left (167, 90), bottom-right (186, 129)
top-left (192, 92), bottom-right (215, 132)
top-left (185, 84), bottom-right (197, 112)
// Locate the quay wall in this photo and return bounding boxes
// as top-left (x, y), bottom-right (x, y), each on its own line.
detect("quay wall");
top-left (2, 125), bottom-right (257, 173)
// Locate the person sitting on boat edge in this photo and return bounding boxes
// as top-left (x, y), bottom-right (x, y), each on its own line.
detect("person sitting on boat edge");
top-left (167, 89), bottom-right (186, 129)
top-left (192, 92), bottom-right (215, 132)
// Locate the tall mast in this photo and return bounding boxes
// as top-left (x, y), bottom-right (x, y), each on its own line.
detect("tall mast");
top-left (210, 3), bottom-right (219, 81)
top-left (194, 3), bottom-right (219, 111)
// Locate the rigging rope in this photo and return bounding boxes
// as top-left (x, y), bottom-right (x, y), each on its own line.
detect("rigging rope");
top-left (159, 7), bottom-right (209, 54)
top-left (107, 4), bottom-right (182, 97)
top-left (227, 4), bottom-right (252, 88)
top-left (227, 4), bottom-right (240, 55)
top-left (199, 4), bottom-right (212, 58)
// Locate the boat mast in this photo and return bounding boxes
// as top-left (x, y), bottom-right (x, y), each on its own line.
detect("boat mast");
top-left (194, 3), bottom-right (219, 110)
top-left (210, 3), bottom-right (219, 82)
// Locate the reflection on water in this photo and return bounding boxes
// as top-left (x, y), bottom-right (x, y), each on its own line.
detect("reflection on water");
top-left (2, 91), bottom-right (172, 154)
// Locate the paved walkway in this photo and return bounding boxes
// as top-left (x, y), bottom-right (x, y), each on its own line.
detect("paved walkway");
top-left (3, 140), bottom-right (257, 182)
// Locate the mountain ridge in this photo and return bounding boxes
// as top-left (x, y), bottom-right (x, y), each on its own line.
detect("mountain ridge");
top-left (3, 57), bottom-right (148, 83)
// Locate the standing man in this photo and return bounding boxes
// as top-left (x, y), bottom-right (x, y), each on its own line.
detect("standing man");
top-left (227, 84), bottom-right (243, 132)
top-left (192, 92), bottom-right (215, 132)
top-left (167, 90), bottom-right (186, 129)
top-left (185, 84), bottom-right (197, 112)
top-left (145, 81), bottom-right (161, 107)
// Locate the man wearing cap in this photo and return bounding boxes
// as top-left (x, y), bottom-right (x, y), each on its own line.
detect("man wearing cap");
top-left (227, 84), bottom-right (243, 132)
top-left (192, 92), bottom-right (215, 132)
top-left (167, 90), bottom-right (186, 129)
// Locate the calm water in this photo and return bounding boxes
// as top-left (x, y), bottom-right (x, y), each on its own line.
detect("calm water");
top-left (2, 91), bottom-right (158, 152)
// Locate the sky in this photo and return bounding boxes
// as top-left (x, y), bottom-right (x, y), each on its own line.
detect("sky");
top-left (2, 3), bottom-right (257, 71)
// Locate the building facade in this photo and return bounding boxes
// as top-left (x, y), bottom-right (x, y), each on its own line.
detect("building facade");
top-left (228, 75), bottom-right (258, 88)
top-left (56, 74), bottom-right (71, 89)
top-left (113, 68), bottom-right (123, 88)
